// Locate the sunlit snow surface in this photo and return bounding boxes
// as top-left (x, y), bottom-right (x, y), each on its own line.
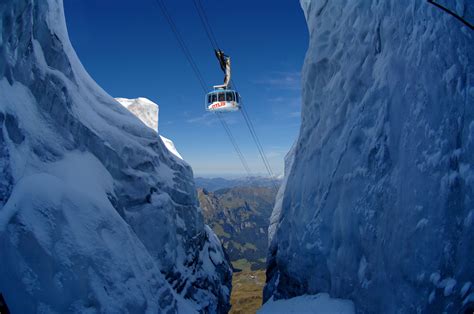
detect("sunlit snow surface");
top-left (258, 294), bottom-right (355, 314)
top-left (0, 0), bottom-right (231, 313)
top-left (266, 0), bottom-right (474, 313)
top-left (160, 135), bottom-right (184, 160)
top-left (116, 97), bottom-right (159, 132)
top-left (116, 97), bottom-right (184, 160)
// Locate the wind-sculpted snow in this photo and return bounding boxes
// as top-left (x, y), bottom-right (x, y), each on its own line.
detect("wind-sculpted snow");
top-left (265, 0), bottom-right (474, 313)
top-left (0, 0), bottom-right (231, 313)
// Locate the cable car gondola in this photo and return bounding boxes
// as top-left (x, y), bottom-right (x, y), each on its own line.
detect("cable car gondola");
top-left (206, 88), bottom-right (241, 112)
top-left (205, 49), bottom-right (241, 112)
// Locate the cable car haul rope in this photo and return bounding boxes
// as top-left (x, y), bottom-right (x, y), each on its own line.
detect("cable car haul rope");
top-left (154, 0), bottom-right (471, 192)
top-left (153, 0), bottom-right (250, 175)
top-left (155, 0), bottom-right (279, 191)
top-left (427, 0), bottom-right (474, 30)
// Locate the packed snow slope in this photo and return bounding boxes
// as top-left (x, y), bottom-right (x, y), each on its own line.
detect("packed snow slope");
top-left (265, 0), bottom-right (474, 313)
top-left (0, 0), bottom-right (231, 313)
top-left (116, 97), bottom-right (159, 132)
top-left (116, 97), bottom-right (183, 160)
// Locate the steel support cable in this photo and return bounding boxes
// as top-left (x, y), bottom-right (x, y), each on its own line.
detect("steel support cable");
top-left (427, 0), bottom-right (474, 30)
top-left (191, 1), bottom-right (279, 188)
top-left (192, 0), bottom-right (220, 50)
top-left (216, 113), bottom-right (252, 175)
top-left (155, 0), bottom-right (207, 91)
top-left (232, 80), bottom-right (279, 190)
top-left (196, 0), bottom-right (221, 48)
top-left (214, 113), bottom-right (252, 176)
top-left (188, 1), bottom-right (250, 176)
top-left (240, 102), bottom-right (279, 192)
top-left (154, 0), bottom-right (251, 176)
top-left (241, 105), bottom-right (273, 176)
top-left (237, 90), bottom-right (273, 174)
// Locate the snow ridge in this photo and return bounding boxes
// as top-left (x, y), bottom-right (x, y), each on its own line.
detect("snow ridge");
top-left (265, 0), bottom-right (474, 313)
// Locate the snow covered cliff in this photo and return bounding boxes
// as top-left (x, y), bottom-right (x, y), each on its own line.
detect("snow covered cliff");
top-left (265, 0), bottom-right (474, 313)
top-left (0, 0), bottom-right (231, 313)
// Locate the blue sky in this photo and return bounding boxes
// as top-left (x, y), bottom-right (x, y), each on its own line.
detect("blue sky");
top-left (64, 0), bottom-right (308, 177)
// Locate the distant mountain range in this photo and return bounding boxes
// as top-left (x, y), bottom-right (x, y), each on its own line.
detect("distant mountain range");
top-left (197, 183), bottom-right (278, 271)
top-left (195, 176), bottom-right (282, 192)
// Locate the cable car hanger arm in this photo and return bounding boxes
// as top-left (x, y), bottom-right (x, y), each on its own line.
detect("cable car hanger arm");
top-left (214, 49), bottom-right (231, 89)
top-left (215, 49), bottom-right (228, 72)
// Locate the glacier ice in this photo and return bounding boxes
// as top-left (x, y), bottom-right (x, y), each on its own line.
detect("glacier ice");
top-left (0, 0), bottom-right (231, 313)
top-left (265, 0), bottom-right (474, 313)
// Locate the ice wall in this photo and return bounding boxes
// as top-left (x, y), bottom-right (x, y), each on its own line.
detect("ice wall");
top-left (0, 0), bottom-right (231, 313)
top-left (265, 0), bottom-right (474, 313)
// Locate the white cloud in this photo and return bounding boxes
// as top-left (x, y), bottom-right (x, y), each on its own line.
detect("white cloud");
top-left (289, 111), bottom-right (301, 118)
top-left (186, 113), bottom-right (238, 126)
top-left (186, 113), bottom-right (216, 126)
top-left (254, 71), bottom-right (301, 90)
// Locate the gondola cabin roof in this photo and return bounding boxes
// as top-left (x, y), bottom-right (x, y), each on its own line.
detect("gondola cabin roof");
top-left (207, 89), bottom-right (238, 94)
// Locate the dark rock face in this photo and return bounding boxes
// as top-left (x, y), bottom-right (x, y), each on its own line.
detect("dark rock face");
top-left (265, 0), bottom-right (474, 313)
top-left (0, 294), bottom-right (10, 314)
top-left (0, 0), bottom-right (231, 313)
